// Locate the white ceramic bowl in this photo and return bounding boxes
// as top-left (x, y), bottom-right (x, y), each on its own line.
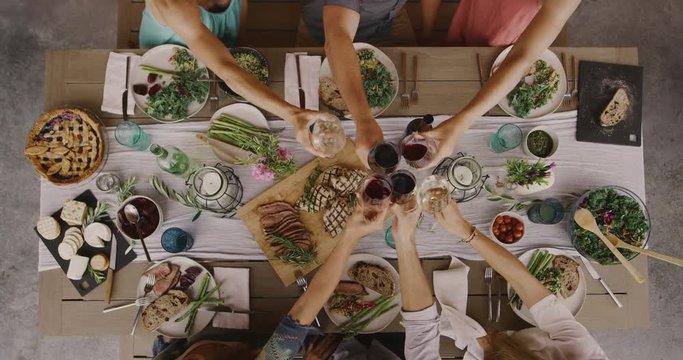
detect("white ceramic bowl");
top-left (523, 126), bottom-right (559, 158)
top-left (489, 211), bottom-right (526, 245)
top-left (115, 195), bottom-right (164, 240)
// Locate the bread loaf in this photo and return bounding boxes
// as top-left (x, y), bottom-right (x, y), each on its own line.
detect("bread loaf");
top-left (142, 290), bottom-right (189, 331)
top-left (600, 88), bottom-right (630, 127)
top-left (348, 262), bottom-right (395, 296)
top-left (553, 256), bottom-right (580, 298)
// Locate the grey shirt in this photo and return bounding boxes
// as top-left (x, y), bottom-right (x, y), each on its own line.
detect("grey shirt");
top-left (302, 0), bottom-right (408, 44)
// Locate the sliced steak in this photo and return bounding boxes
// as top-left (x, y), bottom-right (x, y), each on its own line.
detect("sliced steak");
top-left (257, 201), bottom-right (296, 216)
top-left (259, 210), bottom-right (299, 228)
top-left (334, 281), bottom-right (368, 296)
top-left (265, 216), bottom-right (302, 234)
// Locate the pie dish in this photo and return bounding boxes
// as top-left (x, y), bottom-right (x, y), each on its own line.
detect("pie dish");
top-left (24, 107), bottom-right (105, 185)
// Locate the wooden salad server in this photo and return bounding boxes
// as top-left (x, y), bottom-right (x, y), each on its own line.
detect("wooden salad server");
top-left (195, 133), bottom-right (252, 164)
top-left (606, 233), bottom-right (683, 268)
top-left (573, 208), bottom-right (646, 284)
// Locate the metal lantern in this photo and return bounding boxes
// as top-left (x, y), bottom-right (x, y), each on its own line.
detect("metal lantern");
top-left (432, 152), bottom-right (489, 203)
top-left (186, 163), bottom-right (243, 217)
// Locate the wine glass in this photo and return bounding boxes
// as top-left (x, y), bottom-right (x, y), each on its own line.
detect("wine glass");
top-left (310, 116), bottom-right (346, 157)
top-left (390, 170), bottom-right (417, 205)
top-left (360, 173), bottom-right (393, 218)
top-left (367, 142), bottom-right (400, 174)
top-left (418, 175), bottom-right (451, 214)
top-left (400, 133), bottom-right (437, 169)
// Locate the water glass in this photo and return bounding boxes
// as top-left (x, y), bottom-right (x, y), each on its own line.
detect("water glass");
top-left (310, 116), bottom-right (346, 156)
top-left (115, 120), bottom-right (151, 150)
top-left (384, 224), bottom-right (396, 249)
top-left (161, 227), bottom-right (194, 253)
top-left (95, 173), bottom-right (121, 193)
top-left (527, 198), bottom-right (565, 224)
top-left (489, 123), bottom-right (522, 153)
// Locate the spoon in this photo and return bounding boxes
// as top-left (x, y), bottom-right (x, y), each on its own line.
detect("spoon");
top-left (123, 204), bottom-right (152, 262)
top-left (606, 233), bottom-right (683, 268)
top-left (573, 208), bottom-right (645, 284)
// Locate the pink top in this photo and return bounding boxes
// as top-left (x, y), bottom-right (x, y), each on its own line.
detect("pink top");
top-left (445, 0), bottom-right (540, 46)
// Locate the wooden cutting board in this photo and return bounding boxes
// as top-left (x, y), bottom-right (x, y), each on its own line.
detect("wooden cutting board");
top-left (237, 139), bottom-right (365, 286)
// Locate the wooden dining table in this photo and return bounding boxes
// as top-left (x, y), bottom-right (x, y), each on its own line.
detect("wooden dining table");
top-left (38, 47), bottom-right (649, 359)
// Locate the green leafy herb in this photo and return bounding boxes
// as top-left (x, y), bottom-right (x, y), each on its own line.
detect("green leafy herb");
top-left (83, 202), bottom-right (109, 229)
top-left (573, 188), bottom-right (649, 264)
top-left (270, 233), bottom-right (317, 266)
top-left (150, 176), bottom-right (203, 221)
top-left (484, 181), bottom-right (532, 212)
top-left (87, 265), bottom-right (105, 285)
top-left (233, 52), bottom-right (269, 83)
top-left (507, 60), bottom-right (559, 118)
top-left (117, 176), bottom-right (138, 204)
top-left (505, 159), bottom-right (555, 188)
top-left (526, 130), bottom-right (554, 157)
top-left (358, 49), bottom-right (395, 109)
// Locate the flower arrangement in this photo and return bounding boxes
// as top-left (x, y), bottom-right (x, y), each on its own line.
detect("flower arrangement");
top-left (505, 159), bottom-right (555, 188)
top-left (244, 144), bottom-right (295, 181)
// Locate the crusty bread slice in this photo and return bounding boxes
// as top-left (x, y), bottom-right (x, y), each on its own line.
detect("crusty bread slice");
top-left (553, 256), bottom-right (580, 298)
top-left (319, 77), bottom-right (348, 113)
top-left (348, 262), bottom-right (395, 296)
top-left (600, 88), bottom-right (630, 127)
top-left (142, 290), bottom-right (189, 331)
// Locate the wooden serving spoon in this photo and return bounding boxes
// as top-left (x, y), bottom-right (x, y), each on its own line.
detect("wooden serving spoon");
top-left (573, 208), bottom-right (645, 284)
top-left (606, 233), bottom-right (683, 268)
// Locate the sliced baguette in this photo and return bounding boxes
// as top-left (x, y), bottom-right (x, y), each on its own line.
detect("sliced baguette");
top-left (348, 262), bottom-right (395, 296)
top-left (600, 88), bottom-right (630, 127)
top-left (142, 290), bottom-right (189, 331)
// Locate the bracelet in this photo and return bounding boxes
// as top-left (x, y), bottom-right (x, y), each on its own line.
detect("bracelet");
top-left (461, 226), bottom-right (478, 244)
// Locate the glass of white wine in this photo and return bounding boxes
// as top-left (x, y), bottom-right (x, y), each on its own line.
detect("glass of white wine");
top-left (418, 175), bottom-right (451, 214)
top-left (310, 116), bottom-right (346, 157)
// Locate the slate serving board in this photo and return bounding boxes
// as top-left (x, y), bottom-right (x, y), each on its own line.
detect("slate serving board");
top-left (36, 190), bottom-right (137, 296)
top-left (576, 61), bottom-right (643, 146)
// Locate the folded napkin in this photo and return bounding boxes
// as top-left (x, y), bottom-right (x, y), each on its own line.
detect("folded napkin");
top-left (102, 52), bottom-right (139, 115)
top-left (284, 52), bottom-right (321, 111)
top-left (212, 267), bottom-right (250, 329)
top-left (434, 257), bottom-right (486, 349)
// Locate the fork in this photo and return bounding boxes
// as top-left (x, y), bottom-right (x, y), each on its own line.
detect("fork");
top-left (561, 53), bottom-right (572, 108)
top-left (130, 273), bottom-right (155, 335)
top-left (570, 55), bottom-right (579, 108)
top-left (485, 267), bottom-right (493, 321)
top-left (295, 270), bottom-right (320, 327)
top-left (400, 52), bottom-right (410, 108)
top-left (410, 55), bottom-right (418, 103)
top-left (102, 296), bottom-right (153, 313)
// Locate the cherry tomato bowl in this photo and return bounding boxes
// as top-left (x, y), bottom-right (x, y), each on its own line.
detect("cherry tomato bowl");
top-left (489, 211), bottom-right (526, 245)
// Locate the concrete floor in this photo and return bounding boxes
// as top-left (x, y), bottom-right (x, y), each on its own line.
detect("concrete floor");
top-left (0, 0), bottom-right (681, 359)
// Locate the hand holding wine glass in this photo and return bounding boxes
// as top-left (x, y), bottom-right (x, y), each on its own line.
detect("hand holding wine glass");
top-left (353, 119), bottom-right (384, 168)
top-left (434, 202), bottom-right (474, 239)
top-left (418, 113), bottom-right (469, 169)
top-left (290, 109), bottom-right (340, 158)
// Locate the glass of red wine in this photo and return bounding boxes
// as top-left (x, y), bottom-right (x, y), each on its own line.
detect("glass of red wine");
top-left (400, 133), bottom-right (437, 169)
top-left (360, 173), bottom-right (393, 218)
top-left (367, 142), bottom-right (400, 174)
top-left (390, 170), bottom-right (417, 205)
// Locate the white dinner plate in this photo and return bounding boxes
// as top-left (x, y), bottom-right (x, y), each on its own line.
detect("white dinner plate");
top-left (319, 43), bottom-right (399, 118)
top-left (210, 103), bottom-right (269, 130)
top-left (323, 253), bottom-right (401, 334)
top-left (130, 44), bottom-right (209, 123)
top-left (491, 45), bottom-right (568, 119)
top-left (136, 256), bottom-right (219, 338)
top-left (507, 248), bottom-right (587, 326)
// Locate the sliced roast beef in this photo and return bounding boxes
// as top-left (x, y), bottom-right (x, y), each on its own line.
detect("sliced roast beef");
top-left (259, 210), bottom-right (299, 228)
top-left (257, 201), bottom-right (296, 216)
top-left (334, 281), bottom-right (368, 296)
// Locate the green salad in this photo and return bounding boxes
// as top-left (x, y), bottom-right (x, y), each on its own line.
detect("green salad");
top-left (358, 49), bottom-right (395, 109)
top-left (573, 188), bottom-right (650, 264)
top-left (233, 51), bottom-right (269, 83)
top-left (507, 60), bottom-right (559, 118)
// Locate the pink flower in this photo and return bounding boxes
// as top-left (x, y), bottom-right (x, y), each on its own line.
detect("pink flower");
top-left (251, 164), bottom-right (275, 181)
top-left (277, 147), bottom-right (293, 160)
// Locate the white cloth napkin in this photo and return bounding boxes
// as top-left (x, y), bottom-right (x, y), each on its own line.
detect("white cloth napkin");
top-left (212, 267), bottom-right (250, 329)
top-left (101, 52), bottom-right (139, 115)
top-left (434, 257), bottom-right (487, 349)
top-left (284, 52), bottom-right (321, 110)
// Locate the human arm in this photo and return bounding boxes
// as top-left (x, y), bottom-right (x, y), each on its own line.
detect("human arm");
top-left (148, 0), bottom-right (334, 157)
top-left (435, 202), bottom-right (550, 308)
top-left (322, 5), bottom-right (384, 167)
top-left (419, 0), bottom-right (442, 44)
top-left (421, 0), bottom-right (581, 166)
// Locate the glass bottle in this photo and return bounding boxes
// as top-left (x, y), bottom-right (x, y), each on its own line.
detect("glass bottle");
top-left (150, 144), bottom-right (191, 176)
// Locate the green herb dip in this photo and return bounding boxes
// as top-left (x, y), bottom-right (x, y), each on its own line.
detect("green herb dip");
top-left (527, 130), bottom-right (554, 157)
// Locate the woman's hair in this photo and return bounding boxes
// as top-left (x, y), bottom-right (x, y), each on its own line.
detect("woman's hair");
top-left (484, 332), bottom-right (545, 360)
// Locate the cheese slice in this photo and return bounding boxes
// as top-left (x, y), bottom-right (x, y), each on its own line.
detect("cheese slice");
top-left (61, 200), bottom-right (88, 226)
top-left (58, 242), bottom-right (75, 260)
top-left (65, 227), bottom-right (84, 248)
top-left (84, 222), bottom-right (111, 248)
top-left (37, 216), bottom-right (61, 240)
top-left (67, 255), bottom-right (89, 280)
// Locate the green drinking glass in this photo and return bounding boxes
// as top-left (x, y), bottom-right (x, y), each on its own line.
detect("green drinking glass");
top-left (489, 123), bottom-right (523, 153)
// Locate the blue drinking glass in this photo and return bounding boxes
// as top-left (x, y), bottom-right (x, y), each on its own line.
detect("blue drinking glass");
top-left (384, 224), bottom-right (396, 249)
top-left (489, 123), bottom-right (523, 153)
top-left (115, 120), bottom-right (151, 151)
top-left (527, 198), bottom-right (565, 224)
top-left (161, 227), bottom-right (194, 253)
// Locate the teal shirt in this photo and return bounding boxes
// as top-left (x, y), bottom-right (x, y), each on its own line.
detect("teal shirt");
top-left (139, 0), bottom-right (242, 48)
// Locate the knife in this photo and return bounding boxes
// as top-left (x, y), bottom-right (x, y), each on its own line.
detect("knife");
top-left (122, 55), bottom-right (130, 122)
top-left (199, 304), bottom-right (269, 314)
top-left (579, 256), bottom-right (622, 308)
top-left (105, 231), bottom-right (118, 304)
top-left (295, 54), bottom-right (306, 109)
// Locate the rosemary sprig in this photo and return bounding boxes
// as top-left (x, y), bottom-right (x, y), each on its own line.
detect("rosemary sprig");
top-left (87, 265), bottom-right (105, 284)
top-left (150, 176), bottom-right (203, 221)
top-left (82, 202), bottom-right (110, 230)
top-left (117, 176), bottom-right (138, 204)
top-left (270, 233), bottom-right (317, 266)
top-left (302, 165), bottom-right (322, 198)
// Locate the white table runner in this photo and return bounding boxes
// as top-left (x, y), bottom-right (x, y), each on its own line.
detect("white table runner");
top-left (38, 110), bottom-right (645, 271)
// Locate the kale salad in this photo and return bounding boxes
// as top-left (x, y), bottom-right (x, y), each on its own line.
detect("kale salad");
top-left (357, 49), bottom-right (395, 109)
top-left (507, 60), bottom-right (560, 118)
top-left (572, 187), bottom-right (650, 264)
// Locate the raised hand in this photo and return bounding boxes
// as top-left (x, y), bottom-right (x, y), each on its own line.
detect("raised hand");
top-left (353, 119), bottom-right (384, 168)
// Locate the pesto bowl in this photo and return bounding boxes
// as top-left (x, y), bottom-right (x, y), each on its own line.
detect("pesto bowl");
top-left (568, 186), bottom-right (650, 265)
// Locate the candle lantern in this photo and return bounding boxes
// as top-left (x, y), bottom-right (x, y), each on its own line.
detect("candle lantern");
top-left (186, 163), bottom-right (243, 217)
top-left (432, 152), bottom-right (488, 203)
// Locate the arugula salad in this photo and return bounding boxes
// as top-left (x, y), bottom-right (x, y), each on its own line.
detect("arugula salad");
top-left (507, 60), bottom-right (560, 118)
top-left (358, 49), bottom-right (395, 109)
top-left (572, 187), bottom-right (650, 264)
